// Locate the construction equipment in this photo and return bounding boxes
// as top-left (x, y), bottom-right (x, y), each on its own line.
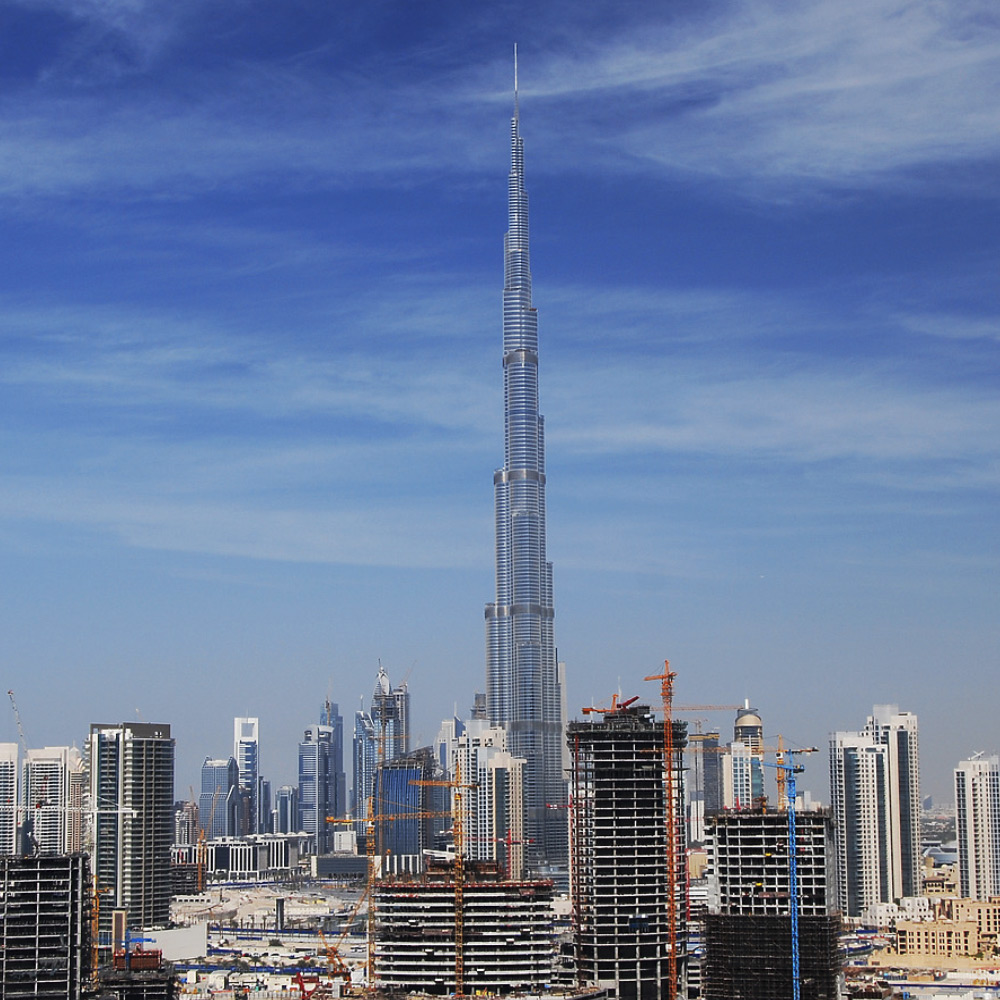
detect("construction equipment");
top-left (411, 764), bottom-right (477, 997)
top-left (328, 804), bottom-right (451, 989)
top-left (581, 694), bottom-right (638, 715)
top-left (7, 689), bottom-right (45, 853)
top-left (644, 661), bottom-right (679, 1000)
top-left (762, 746), bottom-right (818, 1000)
top-left (674, 704), bottom-right (742, 712)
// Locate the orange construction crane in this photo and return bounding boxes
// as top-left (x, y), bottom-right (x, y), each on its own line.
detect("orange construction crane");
top-left (581, 694), bottom-right (638, 715)
top-left (645, 661), bottom-right (679, 1000)
top-left (673, 704), bottom-right (741, 712)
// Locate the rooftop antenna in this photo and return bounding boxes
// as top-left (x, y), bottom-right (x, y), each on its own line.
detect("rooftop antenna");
top-left (513, 42), bottom-right (519, 119)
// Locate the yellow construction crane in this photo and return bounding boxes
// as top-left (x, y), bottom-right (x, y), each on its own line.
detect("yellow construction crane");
top-left (410, 764), bottom-right (477, 997)
top-left (328, 804), bottom-right (451, 989)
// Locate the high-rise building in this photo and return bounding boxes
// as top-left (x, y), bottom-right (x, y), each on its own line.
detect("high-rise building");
top-left (703, 809), bottom-right (840, 1000)
top-left (485, 68), bottom-right (567, 869)
top-left (0, 853), bottom-right (92, 999)
top-left (686, 729), bottom-right (720, 845)
top-left (569, 701), bottom-right (687, 999)
top-left (272, 784), bottom-right (298, 835)
top-left (372, 664), bottom-right (410, 763)
top-left (829, 704), bottom-right (921, 917)
top-left (298, 724), bottom-right (336, 853)
top-left (20, 745), bottom-right (84, 855)
top-left (354, 665), bottom-right (409, 824)
top-left (234, 717), bottom-right (259, 835)
top-left (448, 721), bottom-right (525, 879)
top-left (174, 799), bottom-right (198, 846)
top-left (0, 742), bottom-right (19, 856)
top-left (199, 757), bottom-right (240, 839)
top-left (372, 747), bottom-right (442, 874)
top-left (354, 708), bottom-right (377, 821)
top-left (87, 722), bottom-right (174, 935)
top-left (718, 702), bottom-right (765, 810)
top-left (955, 753), bottom-right (1000, 900)
top-left (320, 698), bottom-right (347, 820)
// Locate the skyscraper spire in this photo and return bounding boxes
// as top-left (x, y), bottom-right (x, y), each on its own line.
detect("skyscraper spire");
top-left (485, 57), bottom-right (567, 869)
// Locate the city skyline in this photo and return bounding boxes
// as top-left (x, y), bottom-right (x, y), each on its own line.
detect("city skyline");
top-left (0, 1), bottom-right (998, 805)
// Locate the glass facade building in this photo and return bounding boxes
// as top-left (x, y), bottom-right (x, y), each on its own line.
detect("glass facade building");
top-left (485, 73), bottom-right (567, 869)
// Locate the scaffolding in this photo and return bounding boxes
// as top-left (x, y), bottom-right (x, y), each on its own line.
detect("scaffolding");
top-left (0, 853), bottom-right (92, 999)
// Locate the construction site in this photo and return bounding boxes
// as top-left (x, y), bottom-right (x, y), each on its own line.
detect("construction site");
top-left (0, 852), bottom-right (92, 999)
top-left (375, 858), bottom-right (557, 994)
top-left (567, 670), bottom-right (688, 1000)
top-left (702, 809), bottom-right (842, 1000)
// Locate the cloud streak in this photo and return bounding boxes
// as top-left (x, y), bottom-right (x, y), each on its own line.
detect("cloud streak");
top-left (0, 0), bottom-right (997, 203)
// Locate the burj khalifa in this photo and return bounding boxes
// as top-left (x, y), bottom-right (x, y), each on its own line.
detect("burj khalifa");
top-left (485, 61), bottom-right (568, 869)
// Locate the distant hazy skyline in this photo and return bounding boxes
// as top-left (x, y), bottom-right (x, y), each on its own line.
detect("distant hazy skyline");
top-left (0, 0), bottom-right (997, 805)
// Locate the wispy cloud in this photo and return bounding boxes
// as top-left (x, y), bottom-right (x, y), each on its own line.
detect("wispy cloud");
top-left (523, 0), bottom-right (1000, 190)
top-left (1, 0), bottom-right (997, 202)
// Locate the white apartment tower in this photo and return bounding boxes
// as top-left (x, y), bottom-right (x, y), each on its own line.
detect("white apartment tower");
top-left (448, 721), bottom-right (525, 879)
top-left (0, 743), bottom-right (16, 855)
top-left (830, 704), bottom-right (920, 917)
top-left (88, 722), bottom-right (174, 935)
top-left (955, 753), bottom-right (1000, 900)
top-left (21, 745), bottom-right (85, 854)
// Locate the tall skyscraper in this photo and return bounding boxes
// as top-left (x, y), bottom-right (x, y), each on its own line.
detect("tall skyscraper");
top-left (829, 704), bottom-right (920, 917)
top-left (353, 708), bottom-right (376, 820)
top-left (234, 716), bottom-right (259, 834)
top-left (485, 61), bottom-right (567, 868)
top-left (87, 722), bottom-right (174, 934)
top-left (372, 663), bottom-right (410, 763)
top-left (199, 756), bottom-right (240, 839)
top-left (568, 701), bottom-right (687, 999)
top-left (298, 724), bottom-right (336, 854)
top-left (955, 753), bottom-right (1000, 900)
top-left (354, 665), bottom-right (409, 823)
top-left (686, 729), bottom-right (720, 845)
top-left (320, 698), bottom-right (347, 820)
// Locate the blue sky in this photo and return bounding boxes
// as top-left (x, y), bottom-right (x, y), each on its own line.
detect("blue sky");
top-left (0, 0), bottom-right (997, 804)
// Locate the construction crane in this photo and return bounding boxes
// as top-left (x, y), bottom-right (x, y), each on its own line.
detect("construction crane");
top-left (762, 746), bottom-right (818, 1000)
top-left (673, 704), bottom-right (741, 712)
top-left (411, 764), bottom-right (477, 997)
top-left (581, 694), bottom-right (638, 715)
top-left (644, 661), bottom-right (679, 1000)
top-left (7, 689), bottom-right (43, 853)
top-left (328, 804), bottom-right (452, 989)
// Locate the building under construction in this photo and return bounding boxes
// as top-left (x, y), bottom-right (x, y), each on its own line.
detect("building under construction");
top-left (703, 809), bottom-right (841, 1000)
top-left (375, 858), bottom-right (556, 994)
top-left (568, 699), bottom-right (687, 1000)
top-left (0, 852), bottom-right (91, 999)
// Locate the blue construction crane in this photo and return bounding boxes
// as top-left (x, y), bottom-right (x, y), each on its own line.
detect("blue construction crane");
top-left (763, 745), bottom-right (818, 1000)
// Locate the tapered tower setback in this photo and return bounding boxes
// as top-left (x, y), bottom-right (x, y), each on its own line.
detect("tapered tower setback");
top-left (486, 69), bottom-right (567, 867)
